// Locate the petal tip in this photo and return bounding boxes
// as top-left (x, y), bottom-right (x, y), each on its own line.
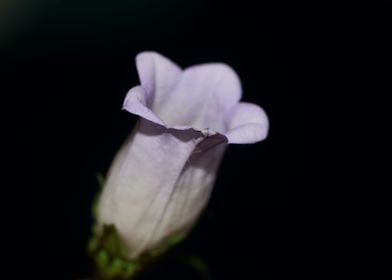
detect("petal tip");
top-left (226, 102), bottom-right (269, 144)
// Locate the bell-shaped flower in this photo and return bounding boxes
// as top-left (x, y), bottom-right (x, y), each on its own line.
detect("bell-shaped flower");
top-left (97, 52), bottom-right (269, 259)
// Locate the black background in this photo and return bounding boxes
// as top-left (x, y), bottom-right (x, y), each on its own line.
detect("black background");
top-left (1, 0), bottom-right (387, 279)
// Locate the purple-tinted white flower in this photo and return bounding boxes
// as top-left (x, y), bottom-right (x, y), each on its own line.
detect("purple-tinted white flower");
top-left (97, 52), bottom-right (269, 259)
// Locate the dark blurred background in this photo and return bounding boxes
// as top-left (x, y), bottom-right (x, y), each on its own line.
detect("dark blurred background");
top-left (2, 0), bottom-right (386, 279)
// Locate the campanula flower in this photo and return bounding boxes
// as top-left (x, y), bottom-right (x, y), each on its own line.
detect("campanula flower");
top-left (97, 52), bottom-right (269, 259)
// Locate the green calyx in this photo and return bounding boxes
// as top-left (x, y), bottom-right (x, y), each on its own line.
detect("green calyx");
top-left (88, 224), bottom-right (142, 279)
top-left (88, 174), bottom-right (186, 279)
top-left (88, 224), bottom-right (186, 279)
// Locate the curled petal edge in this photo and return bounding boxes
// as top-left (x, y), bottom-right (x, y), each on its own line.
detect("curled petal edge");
top-left (123, 85), bottom-right (229, 146)
top-left (226, 102), bottom-right (269, 144)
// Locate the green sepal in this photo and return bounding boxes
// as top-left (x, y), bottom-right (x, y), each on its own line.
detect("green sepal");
top-left (148, 233), bottom-right (186, 258)
top-left (91, 173), bottom-right (105, 221)
top-left (185, 255), bottom-right (211, 280)
top-left (88, 224), bottom-right (187, 279)
top-left (88, 224), bottom-right (142, 279)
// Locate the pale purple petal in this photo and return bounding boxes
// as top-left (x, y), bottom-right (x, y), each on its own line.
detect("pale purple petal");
top-left (151, 140), bottom-right (227, 247)
top-left (136, 51), bottom-right (182, 107)
top-left (123, 86), bottom-right (166, 126)
top-left (153, 63), bottom-right (242, 133)
top-left (225, 102), bottom-right (269, 144)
